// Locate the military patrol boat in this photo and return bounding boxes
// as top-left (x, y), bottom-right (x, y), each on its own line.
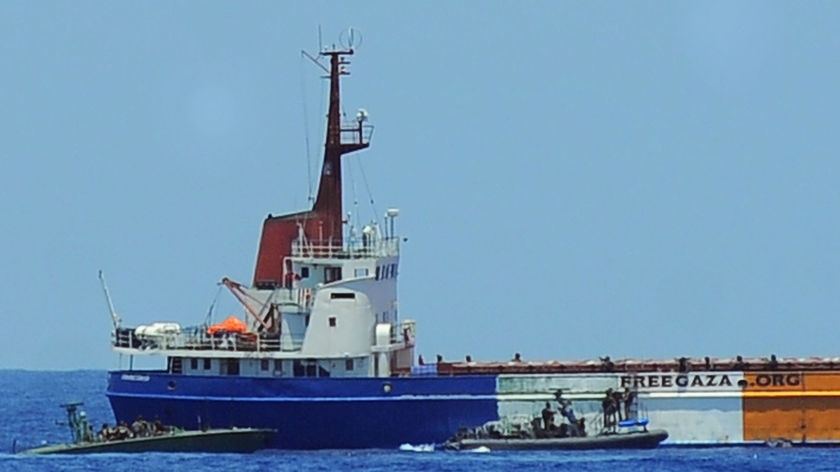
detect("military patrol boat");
top-left (22, 403), bottom-right (274, 454)
top-left (445, 393), bottom-right (668, 451)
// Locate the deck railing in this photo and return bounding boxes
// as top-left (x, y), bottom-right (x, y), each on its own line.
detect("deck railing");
top-left (291, 237), bottom-right (399, 259)
top-left (340, 122), bottom-right (374, 146)
top-left (112, 327), bottom-right (303, 353)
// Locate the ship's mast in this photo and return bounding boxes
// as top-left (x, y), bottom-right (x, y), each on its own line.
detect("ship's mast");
top-left (312, 48), bottom-right (369, 246)
top-left (252, 42), bottom-right (371, 289)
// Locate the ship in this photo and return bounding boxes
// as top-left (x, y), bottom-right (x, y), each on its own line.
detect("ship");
top-left (106, 43), bottom-right (840, 449)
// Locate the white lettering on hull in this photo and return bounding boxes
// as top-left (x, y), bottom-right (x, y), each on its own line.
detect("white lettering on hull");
top-left (121, 374), bottom-right (151, 382)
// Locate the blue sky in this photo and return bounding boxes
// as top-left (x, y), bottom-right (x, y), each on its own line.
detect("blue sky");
top-left (1, 2), bottom-right (839, 370)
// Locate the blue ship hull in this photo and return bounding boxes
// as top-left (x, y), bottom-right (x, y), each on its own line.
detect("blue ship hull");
top-left (106, 371), bottom-right (499, 449)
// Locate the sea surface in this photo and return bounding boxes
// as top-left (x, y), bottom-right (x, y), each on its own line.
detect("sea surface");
top-left (0, 370), bottom-right (838, 471)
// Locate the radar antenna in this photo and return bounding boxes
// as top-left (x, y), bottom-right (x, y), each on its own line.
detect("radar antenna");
top-left (339, 27), bottom-right (362, 50)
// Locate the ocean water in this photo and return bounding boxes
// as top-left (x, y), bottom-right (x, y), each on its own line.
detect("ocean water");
top-left (0, 370), bottom-right (837, 471)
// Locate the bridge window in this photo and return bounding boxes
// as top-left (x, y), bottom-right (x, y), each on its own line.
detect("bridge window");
top-left (330, 292), bottom-right (355, 300)
top-left (301, 267), bottom-right (310, 278)
top-left (255, 280), bottom-right (279, 290)
top-left (329, 316), bottom-right (336, 327)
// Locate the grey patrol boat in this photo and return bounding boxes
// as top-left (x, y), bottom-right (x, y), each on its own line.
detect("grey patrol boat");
top-left (20, 402), bottom-right (274, 454)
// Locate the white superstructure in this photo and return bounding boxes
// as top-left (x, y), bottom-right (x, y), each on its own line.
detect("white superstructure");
top-left (113, 215), bottom-right (415, 379)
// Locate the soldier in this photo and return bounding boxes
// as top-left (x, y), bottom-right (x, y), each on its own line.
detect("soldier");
top-left (623, 387), bottom-right (637, 421)
top-left (602, 388), bottom-right (617, 432)
top-left (131, 415), bottom-right (149, 437)
top-left (116, 421), bottom-right (132, 440)
top-left (98, 423), bottom-right (111, 441)
top-left (152, 418), bottom-right (167, 435)
top-left (558, 398), bottom-right (580, 437)
top-left (541, 402), bottom-right (555, 430)
top-left (612, 389), bottom-right (625, 422)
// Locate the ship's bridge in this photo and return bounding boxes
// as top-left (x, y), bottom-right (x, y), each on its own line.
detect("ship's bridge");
top-left (284, 210), bottom-right (401, 288)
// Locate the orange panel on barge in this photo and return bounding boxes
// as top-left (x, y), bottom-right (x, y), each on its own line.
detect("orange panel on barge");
top-left (743, 371), bottom-right (840, 442)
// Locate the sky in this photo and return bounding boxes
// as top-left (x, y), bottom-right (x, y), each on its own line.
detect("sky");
top-left (1, 2), bottom-right (839, 370)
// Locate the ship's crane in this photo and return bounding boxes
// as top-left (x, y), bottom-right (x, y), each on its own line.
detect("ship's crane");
top-left (98, 270), bottom-right (121, 329)
top-left (220, 277), bottom-right (276, 333)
